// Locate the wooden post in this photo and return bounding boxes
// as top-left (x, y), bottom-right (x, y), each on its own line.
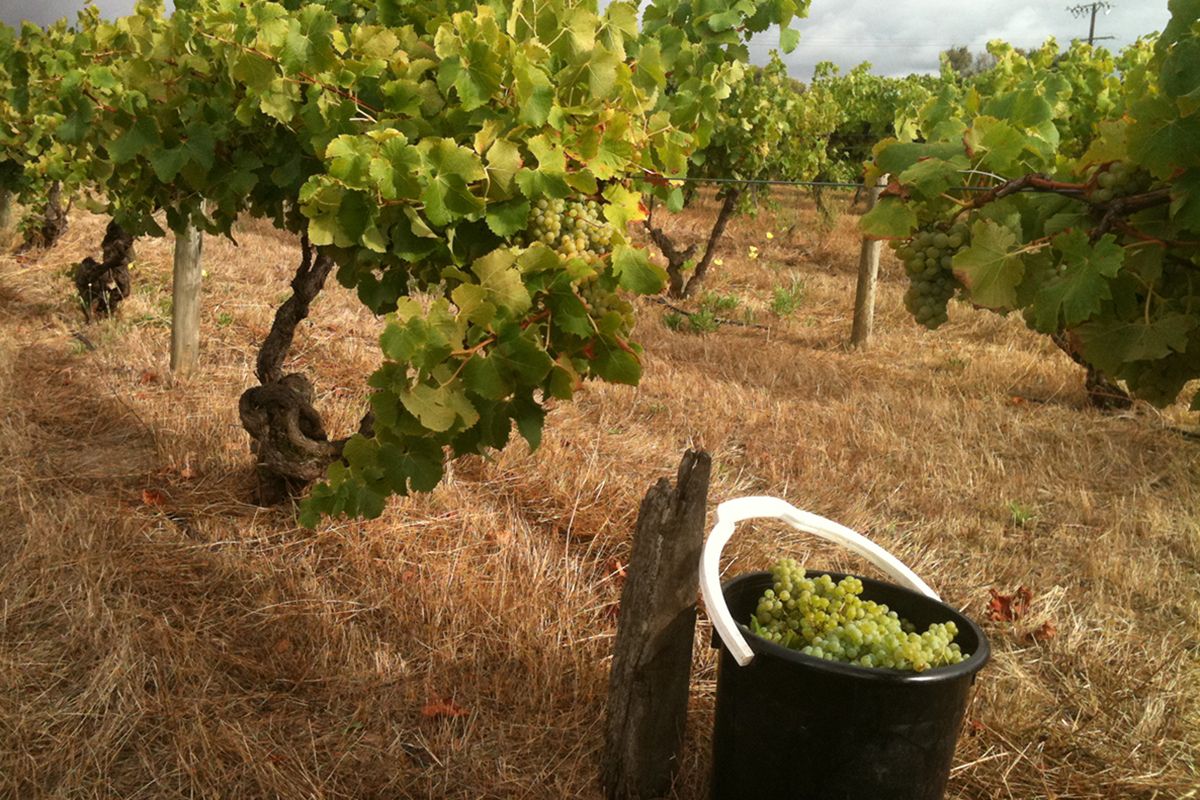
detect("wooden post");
top-left (0, 190), bottom-right (14, 235)
top-left (602, 450), bottom-right (712, 800)
top-left (850, 174), bottom-right (889, 348)
top-left (170, 223), bottom-right (203, 373)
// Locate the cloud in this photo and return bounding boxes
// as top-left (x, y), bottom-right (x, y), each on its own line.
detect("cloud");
top-left (756, 0), bottom-right (1171, 79)
top-left (2, 1), bottom-right (177, 27)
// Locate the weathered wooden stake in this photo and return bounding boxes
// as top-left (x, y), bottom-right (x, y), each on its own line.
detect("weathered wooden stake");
top-left (602, 449), bottom-right (712, 800)
top-left (850, 174), bottom-right (889, 348)
top-left (0, 190), bottom-right (14, 235)
top-left (170, 223), bottom-right (204, 373)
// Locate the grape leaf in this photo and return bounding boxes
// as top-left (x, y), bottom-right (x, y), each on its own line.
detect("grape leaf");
top-left (860, 197), bottom-right (917, 239)
top-left (612, 245), bottom-right (667, 294)
top-left (1129, 96), bottom-right (1200, 179)
top-left (952, 220), bottom-right (1023, 309)
top-left (1077, 313), bottom-right (1197, 375)
top-left (1031, 231), bottom-right (1124, 331)
top-left (484, 197), bottom-right (530, 237)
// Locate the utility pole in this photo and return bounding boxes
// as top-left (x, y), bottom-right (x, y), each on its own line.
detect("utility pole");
top-left (1067, 2), bottom-right (1115, 47)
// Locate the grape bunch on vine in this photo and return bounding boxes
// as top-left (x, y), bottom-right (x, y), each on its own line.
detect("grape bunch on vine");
top-left (862, 0), bottom-right (1200, 410)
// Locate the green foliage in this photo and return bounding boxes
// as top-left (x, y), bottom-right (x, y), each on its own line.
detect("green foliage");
top-left (700, 291), bottom-right (739, 313)
top-left (686, 308), bottom-right (719, 333)
top-left (662, 311), bottom-right (685, 331)
top-left (770, 278), bottom-right (804, 316)
top-left (811, 62), bottom-right (943, 182)
top-left (0, 0), bottom-right (800, 522)
top-left (865, 2), bottom-right (1200, 410)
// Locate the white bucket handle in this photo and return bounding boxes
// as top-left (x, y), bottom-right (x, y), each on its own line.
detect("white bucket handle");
top-left (700, 496), bottom-right (940, 667)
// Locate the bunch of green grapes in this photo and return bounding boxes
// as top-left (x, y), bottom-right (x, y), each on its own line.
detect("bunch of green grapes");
top-left (891, 223), bottom-right (969, 330)
top-left (519, 195), bottom-right (614, 261)
top-left (749, 558), bottom-right (968, 672)
top-left (1088, 161), bottom-right (1153, 204)
top-left (578, 272), bottom-right (636, 331)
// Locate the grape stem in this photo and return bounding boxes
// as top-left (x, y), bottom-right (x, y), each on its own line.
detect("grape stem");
top-left (1093, 188), bottom-right (1172, 239)
top-left (969, 173), bottom-right (1087, 206)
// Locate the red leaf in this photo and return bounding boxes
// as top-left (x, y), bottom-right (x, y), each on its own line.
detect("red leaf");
top-left (987, 586), bottom-right (1033, 622)
top-left (421, 697), bottom-right (469, 719)
top-left (1026, 621), bottom-right (1057, 642)
top-left (141, 488), bottom-right (168, 507)
top-left (139, 370), bottom-right (159, 385)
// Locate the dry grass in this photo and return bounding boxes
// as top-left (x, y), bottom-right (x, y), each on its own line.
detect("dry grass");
top-left (0, 192), bottom-right (1197, 799)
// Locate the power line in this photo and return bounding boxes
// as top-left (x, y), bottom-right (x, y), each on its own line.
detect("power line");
top-left (1067, 2), bottom-right (1116, 46)
top-left (661, 176), bottom-right (999, 193)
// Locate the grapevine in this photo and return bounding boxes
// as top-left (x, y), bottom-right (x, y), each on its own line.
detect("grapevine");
top-left (0, 0), bottom-right (803, 522)
top-left (862, 2), bottom-right (1200, 410)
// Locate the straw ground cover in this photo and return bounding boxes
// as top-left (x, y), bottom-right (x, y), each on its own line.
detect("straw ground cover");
top-left (0, 193), bottom-right (1196, 799)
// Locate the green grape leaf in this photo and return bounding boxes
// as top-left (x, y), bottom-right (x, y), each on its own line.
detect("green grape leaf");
top-left (373, 136), bottom-right (423, 201)
top-left (513, 393), bottom-right (545, 451)
top-left (514, 54), bottom-right (553, 127)
top-left (492, 330), bottom-right (553, 385)
top-left (471, 249), bottom-right (532, 315)
top-left (1129, 96), bottom-right (1200, 179)
top-left (149, 146), bottom-right (189, 183)
top-left (451, 283), bottom-right (496, 327)
top-left (399, 381), bottom-right (478, 433)
top-left (516, 135), bottom-right (570, 200)
top-left (964, 117), bottom-right (1025, 172)
top-left (232, 51), bottom-right (276, 91)
top-left (874, 141), bottom-right (964, 178)
top-left (952, 220), bottom-right (1023, 309)
top-left (1077, 313), bottom-right (1197, 375)
top-left (898, 157), bottom-right (966, 200)
top-left (601, 184), bottom-right (646, 230)
top-left (327, 135), bottom-right (373, 187)
top-left (1160, 30), bottom-right (1200, 113)
top-left (420, 138), bottom-right (486, 225)
top-left (860, 197), bottom-right (917, 239)
top-left (612, 245), bottom-right (667, 294)
top-left (593, 341), bottom-right (641, 385)
top-left (485, 139), bottom-right (523, 196)
top-left (462, 353), bottom-right (510, 400)
top-left (1079, 119), bottom-right (1129, 171)
top-left (546, 287), bottom-right (592, 337)
top-left (109, 117), bottom-right (161, 164)
top-left (1171, 168), bottom-right (1200, 234)
top-left (485, 198), bottom-right (530, 237)
top-left (1031, 231), bottom-right (1124, 331)
top-left (780, 28), bottom-right (800, 55)
top-left (378, 439), bottom-right (444, 494)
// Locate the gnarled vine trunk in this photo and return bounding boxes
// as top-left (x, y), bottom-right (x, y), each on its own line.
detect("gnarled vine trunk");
top-left (1052, 332), bottom-right (1133, 411)
top-left (74, 220), bottom-right (135, 321)
top-left (239, 238), bottom-right (373, 505)
top-left (20, 182), bottom-right (68, 251)
top-left (648, 189), bottom-right (740, 299)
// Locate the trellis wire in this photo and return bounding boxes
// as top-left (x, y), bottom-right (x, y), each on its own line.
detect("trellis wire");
top-left (667, 176), bottom-right (996, 192)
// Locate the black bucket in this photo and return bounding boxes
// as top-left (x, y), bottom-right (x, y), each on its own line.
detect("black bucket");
top-left (711, 570), bottom-right (990, 800)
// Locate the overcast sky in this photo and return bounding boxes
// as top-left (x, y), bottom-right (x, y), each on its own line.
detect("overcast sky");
top-left (1, 0), bottom-right (1172, 79)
